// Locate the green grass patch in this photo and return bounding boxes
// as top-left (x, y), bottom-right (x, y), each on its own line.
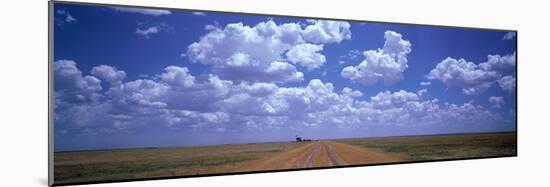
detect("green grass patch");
top-left (336, 132), bottom-right (516, 161)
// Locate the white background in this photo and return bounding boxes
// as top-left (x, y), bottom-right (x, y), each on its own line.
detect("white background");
top-left (0, 0), bottom-right (548, 186)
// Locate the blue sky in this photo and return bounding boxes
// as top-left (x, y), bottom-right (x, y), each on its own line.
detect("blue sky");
top-left (53, 3), bottom-right (517, 151)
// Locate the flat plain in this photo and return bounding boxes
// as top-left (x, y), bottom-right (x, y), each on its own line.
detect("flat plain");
top-left (334, 132), bottom-right (516, 161)
top-left (54, 132), bottom-right (516, 185)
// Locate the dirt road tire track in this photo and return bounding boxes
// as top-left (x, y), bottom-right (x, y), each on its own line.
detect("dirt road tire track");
top-left (302, 143), bottom-right (321, 168)
top-left (324, 142), bottom-right (345, 166)
top-left (219, 140), bottom-right (403, 172)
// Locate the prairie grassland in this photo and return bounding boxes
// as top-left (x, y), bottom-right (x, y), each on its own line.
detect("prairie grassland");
top-left (335, 132), bottom-right (517, 161)
top-left (54, 132), bottom-right (516, 185)
top-left (54, 142), bottom-right (307, 185)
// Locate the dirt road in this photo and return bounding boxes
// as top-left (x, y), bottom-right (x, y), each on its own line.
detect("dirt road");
top-left (221, 141), bottom-right (403, 172)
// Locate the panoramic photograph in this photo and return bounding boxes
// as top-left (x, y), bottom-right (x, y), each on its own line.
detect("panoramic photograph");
top-left (52, 2), bottom-right (517, 185)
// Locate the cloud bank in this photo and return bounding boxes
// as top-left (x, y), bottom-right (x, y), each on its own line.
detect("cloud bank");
top-left (427, 52), bottom-right (516, 95)
top-left (55, 59), bottom-right (508, 135)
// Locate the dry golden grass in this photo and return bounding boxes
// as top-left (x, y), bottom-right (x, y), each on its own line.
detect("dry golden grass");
top-left (54, 142), bottom-right (307, 185)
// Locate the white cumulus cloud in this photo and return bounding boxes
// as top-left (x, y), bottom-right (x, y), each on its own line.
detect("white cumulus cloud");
top-left (427, 52), bottom-right (516, 95)
top-left (427, 57), bottom-right (500, 95)
top-left (498, 75), bottom-right (516, 92)
top-left (186, 20), bottom-right (350, 83)
top-left (160, 66), bottom-right (196, 89)
top-left (341, 31), bottom-right (412, 85)
top-left (302, 20), bottom-right (351, 44)
top-left (479, 52), bottom-right (516, 71)
top-left (91, 65), bottom-right (126, 84)
top-left (286, 43), bottom-right (326, 70)
top-left (54, 60), bottom-right (102, 103)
